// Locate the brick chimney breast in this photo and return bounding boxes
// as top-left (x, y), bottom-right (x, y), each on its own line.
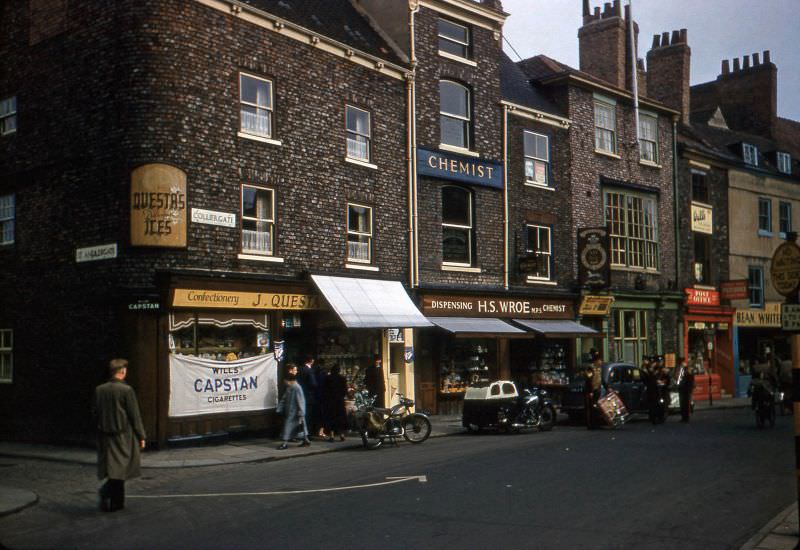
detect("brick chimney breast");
top-left (578, 1), bottom-right (627, 88)
top-left (646, 28), bottom-right (691, 122)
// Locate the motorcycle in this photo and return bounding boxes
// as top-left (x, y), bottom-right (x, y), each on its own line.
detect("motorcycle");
top-left (354, 392), bottom-right (432, 449)
top-left (498, 387), bottom-right (557, 433)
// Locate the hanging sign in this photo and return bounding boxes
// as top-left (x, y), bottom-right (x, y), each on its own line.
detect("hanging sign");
top-left (685, 288), bottom-right (720, 306)
top-left (691, 203), bottom-right (713, 234)
top-left (578, 227), bottom-right (610, 289)
top-left (770, 240), bottom-right (800, 297)
top-left (130, 163), bottom-right (187, 247)
top-left (579, 296), bottom-right (614, 316)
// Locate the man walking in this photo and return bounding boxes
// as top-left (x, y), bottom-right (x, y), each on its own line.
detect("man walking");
top-left (94, 358), bottom-right (146, 512)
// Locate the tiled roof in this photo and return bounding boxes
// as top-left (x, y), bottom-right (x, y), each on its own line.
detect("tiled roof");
top-left (239, 0), bottom-right (404, 65)
top-left (500, 52), bottom-right (564, 117)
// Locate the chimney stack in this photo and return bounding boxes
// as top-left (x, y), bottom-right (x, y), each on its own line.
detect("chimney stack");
top-left (578, 0), bottom-right (631, 89)
top-left (646, 28), bottom-right (691, 123)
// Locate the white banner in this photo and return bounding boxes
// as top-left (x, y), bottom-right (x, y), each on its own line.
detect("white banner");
top-left (168, 353), bottom-right (278, 417)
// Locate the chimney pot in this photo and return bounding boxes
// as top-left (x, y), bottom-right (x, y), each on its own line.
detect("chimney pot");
top-left (733, 57), bottom-right (741, 72)
top-left (721, 59), bottom-right (730, 74)
top-left (763, 50), bottom-right (771, 64)
top-left (743, 55), bottom-right (750, 69)
top-left (583, 0), bottom-right (590, 22)
top-left (651, 34), bottom-right (660, 49)
top-left (752, 52), bottom-right (760, 66)
top-left (603, 2), bottom-right (611, 16)
top-left (671, 30), bottom-right (680, 45)
top-left (679, 29), bottom-right (687, 43)
top-left (614, 0), bottom-right (621, 17)
top-left (661, 32), bottom-right (670, 46)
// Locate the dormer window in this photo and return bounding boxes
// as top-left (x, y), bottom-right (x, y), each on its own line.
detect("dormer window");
top-left (743, 143), bottom-right (758, 167)
top-left (438, 19), bottom-right (470, 60)
top-left (777, 152), bottom-right (792, 175)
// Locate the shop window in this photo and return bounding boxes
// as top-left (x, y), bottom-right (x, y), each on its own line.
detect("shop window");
top-left (440, 80), bottom-right (471, 150)
top-left (0, 194), bottom-right (14, 245)
top-left (440, 339), bottom-right (495, 394)
top-left (347, 203), bottom-right (372, 263)
top-left (777, 152), bottom-right (792, 175)
top-left (613, 310), bottom-right (648, 365)
top-left (779, 201), bottom-right (792, 238)
top-left (345, 105), bottom-right (371, 163)
top-left (748, 266), bottom-right (764, 307)
top-left (524, 131), bottom-right (549, 186)
top-left (438, 18), bottom-right (470, 60)
top-left (693, 234), bottom-right (711, 285)
top-left (0, 96), bottom-right (16, 136)
top-left (594, 99), bottom-right (616, 154)
top-left (0, 329), bottom-right (12, 383)
top-left (758, 197), bottom-right (772, 235)
top-left (169, 312), bottom-right (269, 359)
top-left (691, 170), bottom-right (708, 203)
top-left (604, 189), bottom-right (658, 269)
top-left (638, 113), bottom-right (658, 163)
top-left (239, 72), bottom-right (273, 139)
top-left (525, 224), bottom-right (552, 280)
top-left (441, 186), bottom-right (474, 266)
top-left (742, 143), bottom-right (758, 166)
top-left (241, 184), bottom-right (274, 256)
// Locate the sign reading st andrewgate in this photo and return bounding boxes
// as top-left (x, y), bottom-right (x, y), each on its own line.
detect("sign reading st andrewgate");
top-left (422, 295), bottom-right (574, 319)
top-left (417, 148), bottom-right (502, 189)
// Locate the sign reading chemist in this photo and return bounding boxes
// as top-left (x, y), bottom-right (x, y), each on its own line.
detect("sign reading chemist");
top-left (417, 148), bottom-right (502, 189)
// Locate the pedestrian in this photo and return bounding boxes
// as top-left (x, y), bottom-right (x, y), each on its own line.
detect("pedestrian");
top-left (676, 357), bottom-right (695, 422)
top-left (296, 355), bottom-right (317, 438)
top-left (93, 358), bottom-right (146, 513)
top-left (365, 355), bottom-right (386, 408)
top-left (322, 364), bottom-right (348, 441)
top-left (276, 363), bottom-right (310, 450)
top-left (583, 350), bottom-right (602, 429)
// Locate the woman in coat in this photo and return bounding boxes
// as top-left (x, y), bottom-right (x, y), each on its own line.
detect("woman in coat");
top-left (322, 364), bottom-right (348, 441)
top-left (277, 364), bottom-right (310, 449)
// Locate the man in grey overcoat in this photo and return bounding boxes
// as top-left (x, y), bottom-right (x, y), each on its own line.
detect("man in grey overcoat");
top-left (277, 363), bottom-right (310, 449)
top-left (94, 358), bottom-right (146, 512)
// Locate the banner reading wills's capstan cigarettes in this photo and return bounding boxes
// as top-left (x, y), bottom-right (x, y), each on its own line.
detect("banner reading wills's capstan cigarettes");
top-left (168, 354), bottom-right (278, 417)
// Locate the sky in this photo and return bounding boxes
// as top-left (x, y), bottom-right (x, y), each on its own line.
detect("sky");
top-left (500, 0), bottom-right (800, 121)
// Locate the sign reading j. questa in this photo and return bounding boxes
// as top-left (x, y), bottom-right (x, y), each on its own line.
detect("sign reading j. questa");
top-left (417, 148), bottom-right (502, 189)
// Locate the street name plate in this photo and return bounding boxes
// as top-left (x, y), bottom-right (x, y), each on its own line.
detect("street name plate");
top-left (781, 304), bottom-right (800, 331)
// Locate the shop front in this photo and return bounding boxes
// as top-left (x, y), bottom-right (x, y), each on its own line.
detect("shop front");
top-left (734, 302), bottom-right (785, 397)
top-left (606, 292), bottom-right (682, 366)
top-left (413, 292), bottom-right (590, 415)
top-left (682, 288), bottom-right (733, 401)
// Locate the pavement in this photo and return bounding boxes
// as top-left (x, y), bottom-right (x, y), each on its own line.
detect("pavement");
top-left (1, 396), bottom-right (792, 549)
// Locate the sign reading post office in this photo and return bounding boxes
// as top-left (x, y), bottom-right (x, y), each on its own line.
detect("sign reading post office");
top-left (130, 163), bottom-right (187, 247)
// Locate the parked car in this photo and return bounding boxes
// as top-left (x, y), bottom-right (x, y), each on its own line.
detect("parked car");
top-left (561, 362), bottom-right (651, 422)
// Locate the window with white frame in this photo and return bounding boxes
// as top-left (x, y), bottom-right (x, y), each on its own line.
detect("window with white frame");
top-left (0, 97), bottom-right (16, 136)
top-left (239, 73), bottom-right (273, 139)
top-left (638, 113), bottom-right (658, 163)
top-left (524, 131), bottom-right (549, 186)
top-left (440, 80), bottom-right (471, 149)
top-left (777, 152), bottom-right (792, 175)
top-left (743, 143), bottom-right (759, 166)
top-left (442, 186), bottom-right (473, 265)
top-left (241, 185), bottom-right (274, 255)
top-left (758, 197), bottom-right (772, 234)
top-left (604, 190), bottom-right (658, 269)
top-left (0, 329), bottom-right (11, 383)
top-left (748, 266), bottom-right (764, 307)
top-left (0, 194), bottom-right (14, 245)
top-left (594, 100), bottom-right (616, 154)
top-left (525, 224), bottom-right (552, 280)
top-left (613, 310), bottom-right (648, 365)
top-left (345, 105), bottom-right (371, 162)
top-left (780, 201), bottom-right (792, 236)
top-left (438, 18), bottom-right (470, 59)
top-left (347, 203), bottom-right (372, 263)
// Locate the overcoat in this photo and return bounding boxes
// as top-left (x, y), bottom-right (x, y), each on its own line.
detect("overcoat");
top-left (94, 379), bottom-right (146, 480)
top-left (277, 382), bottom-right (307, 441)
top-left (322, 372), bottom-right (348, 433)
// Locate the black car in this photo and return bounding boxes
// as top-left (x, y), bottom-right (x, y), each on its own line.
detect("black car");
top-left (561, 362), bottom-right (651, 422)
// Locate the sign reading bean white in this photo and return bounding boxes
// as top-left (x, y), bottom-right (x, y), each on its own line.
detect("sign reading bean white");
top-left (770, 240), bottom-right (800, 297)
top-left (735, 302), bottom-right (782, 328)
top-left (130, 163), bottom-right (187, 247)
top-left (421, 295), bottom-right (574, 319)
top-left (191, 208), bottom-right (236, 228)
top-left (691, 202), bottom-right (713, 234)
top-left (168, 353), bottom-right (278, 417)
top-left (76, 243), bottom-right (118, 263)
top-left (578, 227), bottom-right (610, 289)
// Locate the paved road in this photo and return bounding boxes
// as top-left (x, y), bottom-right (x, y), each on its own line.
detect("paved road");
top-left (0, 407), bottom-right (793, 549)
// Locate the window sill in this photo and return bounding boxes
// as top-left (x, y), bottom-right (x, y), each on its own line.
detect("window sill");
top-left (441, 264), bottom-right (481, 273)
top-left (237, 132), bottom-right (282, 147)
top-left (594, 149), bottom-right (621, 160)
top-left (437, 51), bottom-right (478, 67)
top-left (346, 263), bottom-right (379, 272)
top-left (525, 277), bottom-right (557, 285)
top-left (345, 157), bottom-right (378, 170)
top-left (1, 130), bottom-right (16, 137)
top-left (523, 182), bottom-right (555, 191)
top-left (639, 160), bottom-right (662, 169)
top-left (238, 253), bottom-right (285, 263)
top-left (610, 265), bottom-right (660, 275)
top-left (757, 230), bottom-right (773, 237)
top-left (439, 143), bottom-right (480, 157)
top-left (693, 284), bottom-right (716, 291)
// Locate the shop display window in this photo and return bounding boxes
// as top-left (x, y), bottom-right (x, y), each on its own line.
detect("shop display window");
top-left (438, 338), bottom-right (495, 394)
top-left (169, 312), bottom-right (269, 360)
top-left (315, 320), bottom-right (380, 392)
top-left (511, 340), bottom-right (569, 388)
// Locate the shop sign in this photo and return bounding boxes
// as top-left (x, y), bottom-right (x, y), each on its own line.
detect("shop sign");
top-left (735, 302), bottom-right (782, 328)
top-left (770, 240), bottom-right (800, 297)
top-left (577, 227), bottom-right (610, 289)
top-left (128, 299), bottom-right (160, 311)
top-left (685, 288), bottom-right (720, 306)
top-left (690, 202), bottom-right (713, 234)
top-left (416, 147), bottom-right (502, 189)
top-left (781, 304), bottom-right (800, 332)
top-left (387, 328), bottom-right (404, 343)
top-left (76, 243), bottom-right (118, 263)
top-left (130, 163), bottom-right (187, 248)
top-left (578, 296), bottom-right (614, 316)
top-left (172, 289), bottom-right (323, 310)
top-left (191, 208), bottom-right (236, 228)
top-left (421, 294), bottom-right (573, 319)
top-left (720, 280), bottom-right (748, 301)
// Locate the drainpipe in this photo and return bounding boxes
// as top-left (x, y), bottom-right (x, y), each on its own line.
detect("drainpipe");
top-left (673, 117), bottom-right (683, 354)
top-left (503, 105), bottom-right (510, 290)
top-left (410, 2), bottom-right (420, 288)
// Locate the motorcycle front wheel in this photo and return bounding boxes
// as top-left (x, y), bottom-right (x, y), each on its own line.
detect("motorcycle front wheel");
top-left (360, 430), bottom-right (383, 450)
top-left (402, 414), bottom-right (432, 443)
top-left (539, 405), bottom-right (556, 432)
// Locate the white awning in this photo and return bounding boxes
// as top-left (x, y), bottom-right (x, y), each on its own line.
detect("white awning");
top-left (310, 275), bottom-right (432, 328)
top-left (427, 317), bottom-right (527, 336)
top-left (513, 319), bottom-right (599, 338)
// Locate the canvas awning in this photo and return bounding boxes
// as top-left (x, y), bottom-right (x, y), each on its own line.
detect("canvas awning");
top-left (513, 319), bottom-right (599, 338)
top-left (310, 274), bottom-right (432, 328)
top-left (427, 317), bottom-right (527, 337)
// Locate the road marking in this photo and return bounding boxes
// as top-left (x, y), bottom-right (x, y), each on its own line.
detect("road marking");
top-left (128, 475), bottom-right (427, 499)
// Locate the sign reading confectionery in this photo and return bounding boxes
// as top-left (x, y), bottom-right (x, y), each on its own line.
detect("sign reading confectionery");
top-left (720, 279), bottom-right (748, 301)
top-left (172, 289), bottom-right (323, 310)
top-left (577, 227), bottom-right (610, 289)
top-left (690, 202), bottom-right (713, 234)
top-left (735, 302), bottom-right (782, 328)
top-left (416, 147), bottom-right (502, 189)
top-left (770, 239), bottom-right (800, 297)
top-left (685, 288), bottom-right (720, 306)
top-left (421, 294), bottom-right (574, 319)
top-left (130, 163), bottom-right (187, 247)
top-left (579, 295), bottom-right (615, 316)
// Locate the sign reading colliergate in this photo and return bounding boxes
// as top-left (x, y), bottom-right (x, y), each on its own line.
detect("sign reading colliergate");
top-left (417, 148), bottom-right (502, 189)
top-left (172, 289), bottom-right (323, 310)
top-left (421, 295), bottom-right (574, 319)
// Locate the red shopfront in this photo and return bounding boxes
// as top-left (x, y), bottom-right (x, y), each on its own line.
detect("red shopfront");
top-left (682, 288), bottom-right (734, 400)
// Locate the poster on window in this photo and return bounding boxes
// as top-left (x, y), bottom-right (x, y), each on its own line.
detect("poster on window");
top-left (168, 353), bottom-right (278, 417)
